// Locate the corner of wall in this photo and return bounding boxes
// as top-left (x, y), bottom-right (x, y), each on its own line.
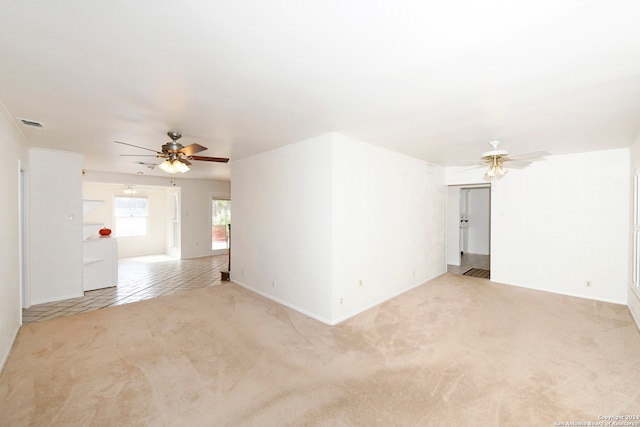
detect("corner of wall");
top-left (231, 134), bottom-right (335, 322)
top-left (329, 135), bottom-right (447, 323)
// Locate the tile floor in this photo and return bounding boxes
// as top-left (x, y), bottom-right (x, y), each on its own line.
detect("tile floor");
top-left (447, 252), bottom-right (490, 275)
top-left (22, 254), bottom-right (229, 324)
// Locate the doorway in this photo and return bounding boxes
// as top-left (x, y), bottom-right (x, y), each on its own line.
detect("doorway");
top-left (446, 184), bottom-right (491, 277)
top-left (211, 199), bottom-right (230, 254)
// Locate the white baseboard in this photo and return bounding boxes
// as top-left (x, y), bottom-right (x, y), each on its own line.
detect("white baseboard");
top-left (0, 324), bottom-right (20, 375)
top-left (30, 292), bottom-right (84, 306)
top-left (628, 305), bottom-right (640, 332)
top-left (232, 271), bottom-right (444, 326)
top-left (231, 280), bottom-right (333, 325)
top-left (330, 272), bottom-right (444, 325)
top-left (489, 277), bottom-right (627, 306)
top-left (628, 287), bottom-right (640, 332)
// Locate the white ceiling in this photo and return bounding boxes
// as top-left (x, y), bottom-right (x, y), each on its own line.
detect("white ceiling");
top-left (2, 0), bottom-right (640, 181)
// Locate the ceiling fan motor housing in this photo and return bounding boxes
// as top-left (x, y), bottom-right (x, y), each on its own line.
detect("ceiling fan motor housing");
top-left (482, 149), bottom-right (508, 159)
top-left (162, 142), bottom-right (184, 154)
top-left (482, 138), bottom-right (509, 159)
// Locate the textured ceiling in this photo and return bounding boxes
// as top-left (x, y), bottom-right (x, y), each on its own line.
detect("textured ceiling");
top-left (1, 0), bottom-right (640, 180)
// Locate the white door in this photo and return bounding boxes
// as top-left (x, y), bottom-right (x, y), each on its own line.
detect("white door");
top-left (446, 186), bottom-right (461, 266)
top-left (466, 188), bottom-right (491, 255)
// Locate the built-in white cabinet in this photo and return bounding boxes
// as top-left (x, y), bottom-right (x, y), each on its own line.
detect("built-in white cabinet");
top-left (83, 237), bottom-right (117, 291)
top-left (83, 199), bottom-right (117, 291)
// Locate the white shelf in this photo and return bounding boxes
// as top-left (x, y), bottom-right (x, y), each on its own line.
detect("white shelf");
top-left (83, 199), bottom-right (104, 216)
top-left (83, 222), bottom-right (104, 240)
top-left (83, 199), bottom-right (117, 291)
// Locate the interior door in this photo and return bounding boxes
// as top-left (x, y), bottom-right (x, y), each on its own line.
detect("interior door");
top-left (466, 187), bottom-right (490, 255)
top-left (446, 186), bottom-right (461, 266)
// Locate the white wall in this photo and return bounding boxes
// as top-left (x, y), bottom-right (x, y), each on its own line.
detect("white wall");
top-left (82, 182), bottom-right (169, 257)
top-left (231, 134), bottom-right (334, 322)
top-left (82, 171), bottom-right (230, 259)
top-left (330, 133), bottom-right (446, 322)
top-left (0, 102), bottom-right (28, 372)
top-left (232, 132), bottom-right (446, 324)
top-left (29, 148), bottom-right (84, 304)
top-left (628, 134), bottom-right (640, 330)
top-left (447, 148), bottom-right (629, 304)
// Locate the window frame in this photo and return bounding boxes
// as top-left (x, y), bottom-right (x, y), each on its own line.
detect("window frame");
top-left (114, 195), bottom-right (149, 238)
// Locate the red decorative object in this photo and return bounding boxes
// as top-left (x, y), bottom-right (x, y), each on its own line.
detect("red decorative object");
top-left (99, 227), bottom-right (112, 236)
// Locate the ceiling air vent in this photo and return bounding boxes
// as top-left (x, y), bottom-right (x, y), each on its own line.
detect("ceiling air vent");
top-left (18, 118), bottom-right (45, 128)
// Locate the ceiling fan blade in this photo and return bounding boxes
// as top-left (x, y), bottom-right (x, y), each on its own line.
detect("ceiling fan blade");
top-left (191, 155), bottom-right (230, 163)
top-left (179, 143), bottom-right (208, 156)
top-left (453, 159), bottom-right (486, 166)
top-left (114, 140), bottom-right (162, 154)
top-left (508, 151), bottom-right (551, 160)
top-left (504, 160), bottom-right (532, 169)
top-left (119, 154), bottom-right (160, 157)
top-left (181, 159), bottom-right (192, 166)
top-left (454, 165), bottom-right (485, 173)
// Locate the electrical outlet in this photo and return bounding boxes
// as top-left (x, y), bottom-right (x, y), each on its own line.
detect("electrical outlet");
top-left (272, 280), bottom-right (276, 288)
top-left (241, 269), bottom-right (244, 277)
top-left (358, 279), bottom-right (363, 286)
top-left (586, 281), bottom-right (591, 287)
top-left (340, 298), bottom-right (343, 305)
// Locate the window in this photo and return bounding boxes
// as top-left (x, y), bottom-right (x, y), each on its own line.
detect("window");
top-left (114, 196), bottom-right (148, 237)
top-left (171, 193), bottom-right (179, 249)
top-left (212, 199), bottom-right (231, 250)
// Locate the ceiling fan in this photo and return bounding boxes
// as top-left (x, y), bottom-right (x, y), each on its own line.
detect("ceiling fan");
top-left (115, 131), bottom-right (229, 174)
top-left (459, 139), bottom-right (550, 178)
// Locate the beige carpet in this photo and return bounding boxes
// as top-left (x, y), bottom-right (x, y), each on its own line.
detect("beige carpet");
top-left (1, 273), bottom-right (639, 426)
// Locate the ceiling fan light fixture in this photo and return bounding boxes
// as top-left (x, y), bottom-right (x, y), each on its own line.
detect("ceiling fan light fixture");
top-left (175, 160), bottom-right (190, 173)
top-left (485, 164), bottom-right (508, 178)
top-left (123, 186), bottom-right (137, 195)
top-left (485, 157), bottom-right (508, 178)
top-left (159, 159), bottom-right (190, 174)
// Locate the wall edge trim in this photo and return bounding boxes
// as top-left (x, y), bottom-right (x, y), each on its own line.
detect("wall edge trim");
top-left (489, 277), bottom-right (627, 306)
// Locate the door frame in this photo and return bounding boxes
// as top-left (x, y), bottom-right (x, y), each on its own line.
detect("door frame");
top-left (446, 183), bottom-right (491, 268)
top-left (19, 161), bottom-right (30, 310)
top-left (210, 194), bottom-right (231, 256)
